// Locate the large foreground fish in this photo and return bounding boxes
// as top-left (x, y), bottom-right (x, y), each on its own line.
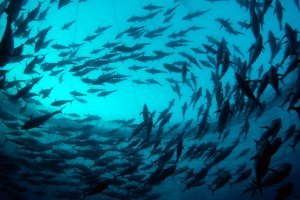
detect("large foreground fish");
top-left (21, 107), bottom-right (64, 129)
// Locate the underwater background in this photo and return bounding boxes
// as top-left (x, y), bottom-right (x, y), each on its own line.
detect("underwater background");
top-left (0, 0), bottom-right (300, 199)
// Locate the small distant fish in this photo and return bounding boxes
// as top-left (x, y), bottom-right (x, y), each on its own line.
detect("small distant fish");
top-left (61, 20), bottom-right (75, 30)
top-left (143, 3), bottom-right (163, 11)
top-left (182, 9), bottom-right (211, 21)
top-left (51, 99), bottom-right (73, 106)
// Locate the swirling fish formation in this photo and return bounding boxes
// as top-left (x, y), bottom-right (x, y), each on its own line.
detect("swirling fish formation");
top-left (0, 0), bottom-right (300, 200)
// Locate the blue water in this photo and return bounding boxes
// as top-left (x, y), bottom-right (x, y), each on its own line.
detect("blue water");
top-left (0, 0), bottom-right (300, 199)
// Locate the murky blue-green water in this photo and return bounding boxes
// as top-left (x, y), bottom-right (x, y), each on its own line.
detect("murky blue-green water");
top-left (0, 0), bottom-right (300, 199)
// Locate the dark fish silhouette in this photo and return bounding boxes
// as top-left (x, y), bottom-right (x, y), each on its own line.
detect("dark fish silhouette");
top-left (21, 107), bottom-right (64, 129)
top-left (58, 0), bottom-right (72, 9)
top-left (0, 14), bottom-right (14, 67)
top-left (10, 77), bottom-right (42, 100)
top-left (235, 73), bottom-right (261, 107)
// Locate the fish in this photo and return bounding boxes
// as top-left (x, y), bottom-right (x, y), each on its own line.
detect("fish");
top-left (268, 65), bottom-right (281, 96)
top-left (0, 14), bottom-right (14, 67)
top-left (0, 0), bottom-right (299, 199)
top-left (27, 1), bottom-right (42, 22)
top-left (143, 3), bottom-right (163, 11)
top-left (83, 179), bottom-right (111, 199)
top-left (182, 62), bottom-right (188, 83)
top-left (266, 30), bottom-right (281, 64)
top-left (158, 113), bottom-right (172, 132)
top-left (183, 9), bottom-right (211, 21)
top-left (216, 99), bottom-right (231, 139)
top-left (262, 163), bottom-right (292, 188)
top-left (216, 38), bottom-right (225, 68)
top-left (69, 90), bottom-right (86, 97)
top-left (239, 118), bottom-right (250, 139)
top-left (255, 118), bottom-right (282, 145)
top-left (6, 0), bottom-right (26, 20)
top-left (282, 56), bottom-right (300, 79)
top-left (145, 68), bottom-right (167, 74)
top-left (235, 148), bottom-right (251, 159)
top-left (176, 135), bottom-right (184, 162)
top-left (51, 99), bottom-right (73, 106)
top-left (289, 132), bottom-right (300, 152)
top-left (249, 8), bottom-right (260, 39)
top-left (163, 63), bottom-right (182, 73)
top-left (146, 165), bottom-right (177, 185)
top-left (208, 170), bottom-right (232, 195)
top-left (274, 0), bottom-right (284, 30)
top-left (114, 163), bottom-right (140, 178)
top-left (260, 0), bottom-right (274, 18)
top-left (10, 77), bottom-right (42, 100)
top-left (182, 102), bottom-right (187, 120)
top-left (61, 20), bottom-right (75, 30)
top-left (141, 104), bottom-right (150, 124)
top-left (21, 107), bottom-right (64, 130)
top-left (58, 0), bottom-right (72, 9)
top-left (37, 6), bottom-right (50, 21)
top-left (235, 73), bottom-right (262, 107)
top-left (219, 51), bottom-right (230, 80)
top-left (39, 86), bottom-right (54, 99)
top-left (146, 115), bottom-right (153, 138)
top-left (230, 169), bottom-right (252, 186)
top-left (251, 137), bottom-right (282, 194)
top-left (248, 34), bottom-right (263, 68)
top-left (164, 4), bottom-right (180, 16)
top-left (256, 72), bottom-right (269, 99)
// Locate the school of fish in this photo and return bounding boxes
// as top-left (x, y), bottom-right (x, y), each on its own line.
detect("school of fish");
top-left (0, 0), bottom-right (300, 199)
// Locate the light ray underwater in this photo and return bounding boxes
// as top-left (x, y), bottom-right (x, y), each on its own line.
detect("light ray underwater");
top-left (0, 0), bottom-right (300, 199)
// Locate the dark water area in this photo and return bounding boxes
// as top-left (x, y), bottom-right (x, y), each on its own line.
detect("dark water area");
top-left (0, 0), bottom-right (300, 199)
